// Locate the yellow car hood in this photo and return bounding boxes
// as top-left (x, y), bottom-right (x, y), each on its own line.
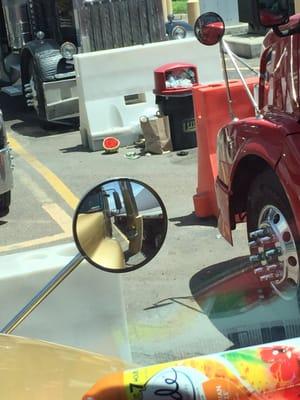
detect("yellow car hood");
top-left (0, 333), bottom-right (129, 399)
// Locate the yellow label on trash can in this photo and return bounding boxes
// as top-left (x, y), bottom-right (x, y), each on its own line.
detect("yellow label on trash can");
top-left (183, 118), bottom-right (196, 133)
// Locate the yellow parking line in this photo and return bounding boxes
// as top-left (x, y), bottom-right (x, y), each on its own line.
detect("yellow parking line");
top-left (8, 133), bottom-right (79, 210)
top-left (0, 232), bottom-right (71, 253)
top-left (43, 203), bottom-right (73, 235)
top-left (2, 132), bottom-right (79, 252)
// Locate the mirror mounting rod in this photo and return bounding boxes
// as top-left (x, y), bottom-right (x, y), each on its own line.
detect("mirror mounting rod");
top-left (219, 42), bottom-right (236, 121)
top-left (1, 253), bottom-right (84, 334)
top-left (221, 39), bottom-right (262, 118)
top-left (230, 52), bottom-right (259, 76)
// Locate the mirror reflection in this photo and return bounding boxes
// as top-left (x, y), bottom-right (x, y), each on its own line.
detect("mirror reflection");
top-left (194, 12), bottom-right (225, 46)
top-left (257, 0), bottom-right (290, 27)
top-left (73, 178), bottom-right (168, 273)
top-left (190, 256), bottom-right (300, 351)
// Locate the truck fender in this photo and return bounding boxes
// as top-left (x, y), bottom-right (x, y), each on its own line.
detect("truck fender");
top-left (20, 39), bottom-right (63, 84)
top-left (276, 134), bottom-right (300, 237)
top-left (228, 115), bottom-right (300, 221)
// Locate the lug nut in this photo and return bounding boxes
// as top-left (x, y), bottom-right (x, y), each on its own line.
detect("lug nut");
top-left (254, 267), bottom-right (264, 275)
top-left (259, 236), bottom-right (272, 245)
top-left (250, 254), bottom-right (261, 263)
top-left (260, 273), bottom-right (275, 282)
top-left (265, 249), bottom-right (279, 258)
top-left (266, 264), bottom-right (278, 272)
top-left (250, 229), bottom-right (269, 240)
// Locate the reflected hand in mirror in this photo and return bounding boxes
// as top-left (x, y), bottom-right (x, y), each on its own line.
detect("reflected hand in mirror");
top-left (73, 178), bottom-right (168, 273)
top-left (257, 0), bottom-right (290, 28)
top-left (194, 12), bottom-right (225, 46)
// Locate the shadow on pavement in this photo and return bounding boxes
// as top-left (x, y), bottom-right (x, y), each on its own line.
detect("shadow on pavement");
top-left (169, 212), bottom-right (217, 227)
top-left (0, 93), bottom-right (26, 120)
top-left (10, 121), bottom-right (72, 138)
top-left (1, 92), bottom-right (78, 137)
top-left (60, 144), bottom-right (88, 153)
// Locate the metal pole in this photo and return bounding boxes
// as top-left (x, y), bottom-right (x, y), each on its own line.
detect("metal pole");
top-left (219, 41), bottom-right (236, 121)
top-left (222, 39), bottom-right (261, 117)
top-left (1, 253), bottom-right (84, 334)
top-left (230, 52), bottom-right (259, 76)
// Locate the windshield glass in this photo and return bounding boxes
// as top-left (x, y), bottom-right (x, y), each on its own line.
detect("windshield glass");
top-left (1, 1), bottom-right (300, 394)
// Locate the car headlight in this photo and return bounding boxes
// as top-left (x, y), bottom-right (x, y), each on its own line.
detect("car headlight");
top-left (171, 25), bottom-right (187, 40)
top-left (60, 42), bottom-right (77, 60)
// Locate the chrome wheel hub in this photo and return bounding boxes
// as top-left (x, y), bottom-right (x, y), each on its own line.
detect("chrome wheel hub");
top-left (24, 77), bottom-right (38, 112)
top-left (249, 205), bottom-right (299, 300)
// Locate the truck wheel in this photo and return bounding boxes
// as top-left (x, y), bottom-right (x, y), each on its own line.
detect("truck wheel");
top-left (247, 169), bottom-right (299, 300)
top-left (0, 191), bottom-right (11, 217)
top-left (24, 59), bottom-right (51, 129)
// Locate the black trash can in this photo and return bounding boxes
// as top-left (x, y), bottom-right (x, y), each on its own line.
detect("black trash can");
top-left (154, 63), bottom-right (198, 151)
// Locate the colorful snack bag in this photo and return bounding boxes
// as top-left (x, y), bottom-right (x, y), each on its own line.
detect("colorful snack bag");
top-left (83, 342), bottom-right (300, 400)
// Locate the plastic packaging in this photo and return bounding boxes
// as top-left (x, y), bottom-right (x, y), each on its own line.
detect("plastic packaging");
top-left (83, 340), bottom-right (300, 400)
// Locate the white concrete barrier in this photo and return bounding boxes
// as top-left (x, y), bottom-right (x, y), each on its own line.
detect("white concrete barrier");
top-left (74, 38), bottom-right (222, 151)
top-left (0, 242), bottom-right (131, 362)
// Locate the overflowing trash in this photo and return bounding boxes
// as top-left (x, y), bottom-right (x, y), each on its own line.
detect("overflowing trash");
top-left (165, 68), bottom-right (196, 89)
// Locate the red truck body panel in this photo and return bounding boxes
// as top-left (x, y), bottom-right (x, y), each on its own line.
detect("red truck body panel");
top-left (216, 16), bottom-right (300, 243)
top-left (216, 115), bottom-right (300, 243)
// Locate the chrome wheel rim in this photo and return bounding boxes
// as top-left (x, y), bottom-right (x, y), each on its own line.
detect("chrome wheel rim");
top-left (24, 65), bottom-right (38, 112)
top-left (249, 205), bottom-right (299, 300)
top-left (29, 75), bottom-right (38, 112)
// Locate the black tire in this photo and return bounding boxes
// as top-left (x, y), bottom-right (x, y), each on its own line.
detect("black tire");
top-left (0, 191), bottom-right (11, 218)
top-left (247, 169), bottom-right (300, 298)
top-left (25, 59), bottom-right (54, 130)
top-left (247, 169), bottom-right (295, 236)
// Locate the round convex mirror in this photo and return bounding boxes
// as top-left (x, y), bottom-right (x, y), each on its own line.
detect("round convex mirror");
top-left (194, 12), bottom-right (225, 46)
top-left (73, 178), bottom-right (168, 273)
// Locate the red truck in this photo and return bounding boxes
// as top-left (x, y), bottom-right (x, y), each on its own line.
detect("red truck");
top-left (195, 1), bottom-right (300, 299)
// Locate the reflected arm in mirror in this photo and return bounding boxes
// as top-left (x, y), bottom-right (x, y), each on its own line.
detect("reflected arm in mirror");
top-left (76, 210), bottom-right (125, 270)
top-left (119, 180), bottom-right (143, 256)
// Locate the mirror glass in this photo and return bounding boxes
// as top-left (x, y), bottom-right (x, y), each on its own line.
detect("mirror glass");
top-left (73, 178), bottom-right (168, 273)
top-left (194, 12), bottom-right (225, 46)
top-left (257, 0), bottom-right (290, 27)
